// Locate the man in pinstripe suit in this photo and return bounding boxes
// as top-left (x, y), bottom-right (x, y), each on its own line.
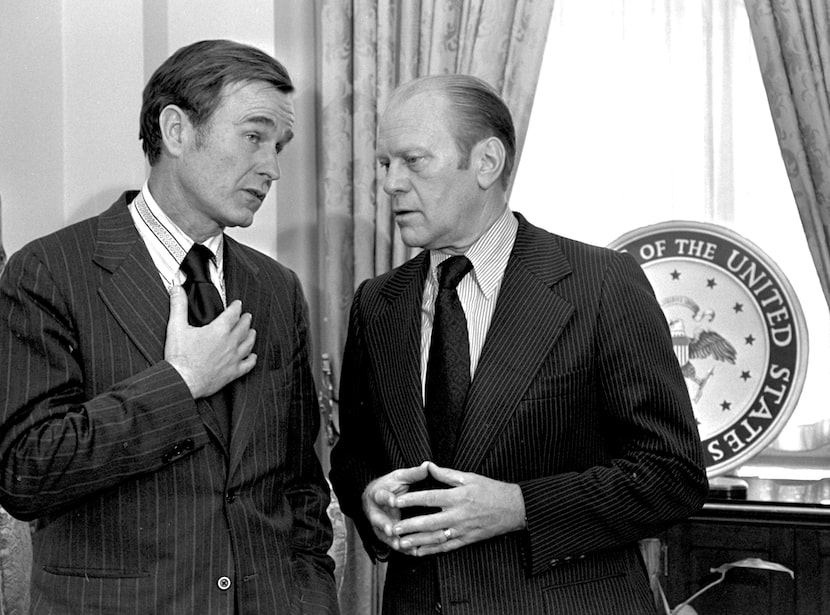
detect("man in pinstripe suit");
top-left (329, 74), bottom-right (708, 614)
top-left (0, 40), bottom-right (337, 614)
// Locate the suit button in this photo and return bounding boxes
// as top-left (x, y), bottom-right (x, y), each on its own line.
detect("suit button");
top-left (217, 576), bottom-right (232, 591)
top-left (433, 600), bottom-right (442, 613)
top-left (225, 490), bottom-right (237, 503)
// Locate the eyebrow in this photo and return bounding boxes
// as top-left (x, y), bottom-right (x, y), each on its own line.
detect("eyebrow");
top-left (239, 118), bottom-right (294, 146)
top-left (377, 147), bottom-right (427, 159)
top-left (240, 115), bottom-right (277, 128)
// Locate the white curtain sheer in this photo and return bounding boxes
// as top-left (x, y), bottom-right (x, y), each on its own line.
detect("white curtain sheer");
top-left (511, 0), bottom-right (830, 440)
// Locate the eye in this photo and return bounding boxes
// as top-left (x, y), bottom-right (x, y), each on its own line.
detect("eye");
top-left (377, 160), bottom-right (390, 170)
top-left (246, 133), bottom-right (261, 144)
top-left (405, 155), bottom-right (426, 170)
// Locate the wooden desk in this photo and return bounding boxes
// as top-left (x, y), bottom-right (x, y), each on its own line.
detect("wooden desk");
top-left (660, 501), bottom-right (830, 614)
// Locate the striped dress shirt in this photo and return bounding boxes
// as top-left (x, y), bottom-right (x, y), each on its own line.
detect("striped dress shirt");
top-left (129, 183), bottom-right (226, 304)
top-left (420, 207), bottom-right (518, 396)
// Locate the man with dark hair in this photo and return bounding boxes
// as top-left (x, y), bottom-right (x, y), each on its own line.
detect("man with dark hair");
top-left (329, 74), bottom-right (707, 614)
top-left (0, 39), bottom-right (338, 614)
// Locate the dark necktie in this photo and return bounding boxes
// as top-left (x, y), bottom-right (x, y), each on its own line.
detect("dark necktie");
top-left (180, 244), bottom-right (224, 326)
top-left (179, 243), bottom-right (232, 441)
top-left (425, 255), bottom-right (473, 466)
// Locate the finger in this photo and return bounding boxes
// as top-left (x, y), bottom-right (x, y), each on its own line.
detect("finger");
top-left (365, 502), bottom-right (400, 539)
top-left (237, 328), bottom-right (257, 358)
top-left (392, 513), bottom-right (457, 546)
top-left (237, 352), bottom-right (257, 377)
top-left (367, 510), bottom-right (394, 537)
top-left (391, 460), bottom-right (430, 484)
top-left (395, 485), bottom-right (452, 510)
top-left (230, 311), bottom-right (253, 337)
top-left (365, 507), bottom-right (399, 547)
top-left (167, 285), bottom-right (189, 332)
top-left (398, 527), bottom-right (452, 550)
top-left (370, 486), bottom-right (397, 508)
top-left (217, 299), bottom-right (243, 325)
top-left (393, 509), bottom-right (450, 537)
top-left (413, 537), bottom-right (463, 557)
top-left (426, 462), bottom-right (467, 486)
top-left (374, 528), bottom-right (400, 550)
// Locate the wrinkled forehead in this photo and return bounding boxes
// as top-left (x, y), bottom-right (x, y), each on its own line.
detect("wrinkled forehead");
top-left (219, 80), bottom-right (295, 127)
top-left (377, 91), bottom-right (453, 147)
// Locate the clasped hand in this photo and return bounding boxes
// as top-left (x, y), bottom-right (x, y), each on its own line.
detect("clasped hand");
top-left (362, 461), bottom-right (526, 557)
top-left (164, 285), bottom-right (257, 398)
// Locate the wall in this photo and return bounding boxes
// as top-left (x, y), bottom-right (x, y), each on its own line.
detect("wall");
top-left (0, 5), bottom-right (67, 248)
top-left (0, 0), bottom-right (320, 320)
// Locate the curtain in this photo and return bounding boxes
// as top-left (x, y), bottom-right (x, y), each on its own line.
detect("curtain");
top-left (744, 0), bottom-right (830, 310)
top-left (0, 195), bottom-right (5, 275)
top-left (316, 1), bottom-right (555, 612)
top-left (513, 0), bottom-right (748, 239)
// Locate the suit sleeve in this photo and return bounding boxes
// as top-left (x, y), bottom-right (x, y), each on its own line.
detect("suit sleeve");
top-left (281, 271), bottom-right (339, 613)
top-left (328, 281), bottom-right (391, 561)
top-left (519, 253), bottom-right (708, 575)
top-left (0, 246), bottom-right (209, 520)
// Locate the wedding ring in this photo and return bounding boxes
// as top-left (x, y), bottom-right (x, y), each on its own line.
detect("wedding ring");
top-left (443, 528), bottom-right (452, 540)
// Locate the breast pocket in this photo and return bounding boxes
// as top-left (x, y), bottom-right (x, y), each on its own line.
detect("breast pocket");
top-left (509, 366), bottom-right (599, 470)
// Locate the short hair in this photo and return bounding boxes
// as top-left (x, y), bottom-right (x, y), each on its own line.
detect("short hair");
top-left (140, 39), bottom-right (293, 166)
top-left (388, 74), bottom-right (516, 190)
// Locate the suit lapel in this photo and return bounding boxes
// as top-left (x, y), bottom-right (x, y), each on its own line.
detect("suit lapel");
top-left (95, 193), bottom-right (230, 450)
top-left (221, 238), bottom-right (264, 472)
top-left (453, 216), bottom-right (575, 471)
top-left (94, 194), bottom-right (170, 365)
top-left (366, 253), bottom-right (434, 467)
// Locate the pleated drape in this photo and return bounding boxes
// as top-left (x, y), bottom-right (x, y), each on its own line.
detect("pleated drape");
top-left (745, 0), bottom-right (830, 311)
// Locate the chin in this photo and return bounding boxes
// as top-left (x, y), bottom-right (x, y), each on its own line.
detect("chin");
top-left (397, 227), bottom-right (428, 249)
top-left (226, 209), bottom-right (257, 229)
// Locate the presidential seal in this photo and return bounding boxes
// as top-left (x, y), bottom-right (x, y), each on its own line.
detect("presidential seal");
top-left (608, 222), bottom-right (808, 477)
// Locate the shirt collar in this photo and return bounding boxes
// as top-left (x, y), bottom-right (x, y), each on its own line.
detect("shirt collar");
top-left (429, 207), bottom-right (518, 299)
top-left (139, 182), bottom-right (223, 262)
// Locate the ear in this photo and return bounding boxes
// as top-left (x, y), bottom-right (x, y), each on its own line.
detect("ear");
top-left (473, 137), bottom-right (506, 190)
top-left (158, 104), bottom-right (190, 159)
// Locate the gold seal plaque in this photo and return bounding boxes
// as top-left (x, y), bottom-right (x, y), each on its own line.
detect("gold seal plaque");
top-left (608, 222), bottom-right (808, 477)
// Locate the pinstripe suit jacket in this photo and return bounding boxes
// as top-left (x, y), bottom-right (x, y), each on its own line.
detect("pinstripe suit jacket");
top-left (330, 213), bottom-right (708, 615)
top-left (0, 193), bottom-right (338, 614)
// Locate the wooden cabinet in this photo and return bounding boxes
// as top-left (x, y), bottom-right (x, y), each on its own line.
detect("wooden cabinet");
top-left (659, 502), bottom-right (830, 615)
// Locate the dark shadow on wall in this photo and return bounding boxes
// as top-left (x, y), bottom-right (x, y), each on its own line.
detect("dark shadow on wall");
top-left (70, 187), bottom-right (143, 229)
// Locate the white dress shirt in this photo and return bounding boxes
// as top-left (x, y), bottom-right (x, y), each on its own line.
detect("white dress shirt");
top-left (420, 207), bottom-right (518, 397)
top-left (127, 182), bottom-right (226, 305)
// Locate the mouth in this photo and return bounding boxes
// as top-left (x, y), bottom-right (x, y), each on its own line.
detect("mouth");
top-left (245, 188), bottom-right (267, 202)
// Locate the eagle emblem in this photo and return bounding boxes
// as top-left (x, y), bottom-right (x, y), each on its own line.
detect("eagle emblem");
top-left (669, 317), bottom-right (737, 403)
top-left (609, 221), bottom-right (807, 477)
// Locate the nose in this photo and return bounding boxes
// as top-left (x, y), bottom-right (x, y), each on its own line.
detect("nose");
top-left (258, 148), bottom-right (280, 182)
top-left (382, 161), bottom-right (409, 196)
